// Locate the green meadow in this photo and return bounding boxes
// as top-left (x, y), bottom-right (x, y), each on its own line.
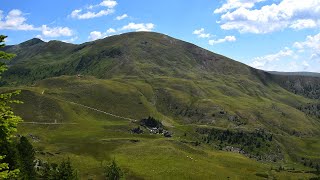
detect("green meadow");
top-left (7, 75), bottom-right (318, 179)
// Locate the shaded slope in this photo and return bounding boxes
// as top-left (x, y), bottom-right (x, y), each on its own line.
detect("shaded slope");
top-left (270, 74), bottom-right (320, 99)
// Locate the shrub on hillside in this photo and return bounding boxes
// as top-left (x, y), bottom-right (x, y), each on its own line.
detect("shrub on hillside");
top-left (140, 116), bottom-right (163, 128)
top-left (104, 159), bottom-right (123, 180)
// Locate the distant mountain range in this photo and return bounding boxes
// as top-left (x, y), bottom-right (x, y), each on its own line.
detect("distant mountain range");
top-left (268, 71), bottom-right (320, 77)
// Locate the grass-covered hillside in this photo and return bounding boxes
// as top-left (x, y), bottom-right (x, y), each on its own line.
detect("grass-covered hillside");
top-left (2, 32), bottom-right (260, 84)
top-left (1, 32), bottom-right (320, 179)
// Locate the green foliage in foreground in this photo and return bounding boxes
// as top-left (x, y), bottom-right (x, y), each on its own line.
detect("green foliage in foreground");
top-left (0, 35), bottom-right (21, 179)
top-left (104, 160), bottom-right (123, 180)
top-left (0, 36), bottom-right (79, 180)
top-left (39, 158), bottom-right (78, 180)
top-left (17, 136), bottom-right (36, 179)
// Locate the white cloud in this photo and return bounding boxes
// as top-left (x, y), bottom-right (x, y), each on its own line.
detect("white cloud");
top-left (293, 33), bottom-right (320, 60)
top-left (214, 0), bottom-right (266, 13)
top-left (208, 35), bottom-right (236, 45)
top-left (0, 9), bottom-right (37, 30)
top-left (100, 0), bottom-right (117, 8)
top-left (302, 60), bottom-right (310, 70)
top-left (88, 28), bottom-right (118, 41)
top-left (35, 35), bottom-right (48, 42)
top-left (88, 22), bottom-right (156, 41)
top-left (192, 28), bottom-right (211, 38)
top-left (250, 48), bottom-right (294, 69)
top-left (41, 25), bottom-right (73, 37)
top-left (193, 28), bottom-right (204, 35)
top-left (0, 9), bottom-right (75, 41)
top-left (65, 36), bottom-right (78, 43)
top-left (106, 28), bottom-right (116, 33)
top-left (88, 31), bottom-right (103, 41)
top-left (293, 33), bottom-right (320, 51)
top-left (70, 0), bottom-right (117, 20)
top-left (290, 19), bottom-right (317, 30)
top-left (71, 9), bottom-right (114, 19)
top-left (249, 33), bottom-right (320, 72)
top-left (199, 34), bottom-right (211, 38)
top-left (215, 0), bottom-right (320, 33)
top-left (36, 34), bottom-right (78, 43)
top-left (120, 23), bottom-right (155, 31)
top-left (116, 14), bottom-right (128, 20)
top-left (40, 36), bottom-right (78, 43)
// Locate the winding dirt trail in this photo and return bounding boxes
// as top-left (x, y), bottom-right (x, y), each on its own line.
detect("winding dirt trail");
top-left (48, 95), bottom-right (138, 122)
top-left (20, 122), bottom-right (78, 125)
top-left (66, 100), bottom-right (138, 122)
top-left (20, 97), bottom-right (138, 125)
top-left (20, 91), bottom-right (139, 125)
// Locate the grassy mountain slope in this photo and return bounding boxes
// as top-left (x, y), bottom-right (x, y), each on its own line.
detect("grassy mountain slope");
top-left (1, 32), bottom-right (320, 179)
top-left (3, 32), bottom-right (259, 83)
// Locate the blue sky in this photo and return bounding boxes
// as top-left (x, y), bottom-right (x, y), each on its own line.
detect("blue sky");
top-left (1, 0), bottom-right (320, 72)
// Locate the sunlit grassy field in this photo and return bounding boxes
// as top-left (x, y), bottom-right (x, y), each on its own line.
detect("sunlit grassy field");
top-left (5, 75), bottom-right (318, 179)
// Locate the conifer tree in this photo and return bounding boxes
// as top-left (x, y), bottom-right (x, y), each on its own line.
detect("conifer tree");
top-left (17, 136), bottom-right (36, 179)
top-left (105, 159), bottom-right (123, 180)
top-left (56, 158), bottom-right (78, 180)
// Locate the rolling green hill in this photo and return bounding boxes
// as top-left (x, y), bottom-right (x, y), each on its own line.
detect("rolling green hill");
top-left (1, 32), bottom-right (320, 179)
